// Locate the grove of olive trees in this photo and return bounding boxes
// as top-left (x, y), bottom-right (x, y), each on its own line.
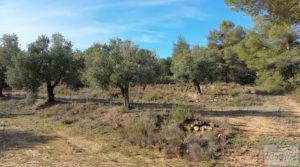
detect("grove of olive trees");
top-left (0, 0), bottom-right (299, 107)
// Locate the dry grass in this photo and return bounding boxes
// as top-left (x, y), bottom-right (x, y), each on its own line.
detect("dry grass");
top-left (121, 108), bottom-right (235, 161)
top-left (0, 100), bottom-right (198, 166)
top-left (38, 83), bottom-right (265, 108)
top-left (2, 83), bottom-right (300, 166)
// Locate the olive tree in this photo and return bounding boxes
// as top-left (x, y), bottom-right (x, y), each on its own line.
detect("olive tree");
top-left (0, 34), bottom-right (20, 97)
top-left (6, 33), bottom-right (83, 102)
top-left (85, 39), bottom-right (162, 109)
top-left (171, 36), bottom-right (221, 94)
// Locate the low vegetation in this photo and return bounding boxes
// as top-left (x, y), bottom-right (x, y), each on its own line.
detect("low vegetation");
top-left (121, 107), bottom-right (234, 161)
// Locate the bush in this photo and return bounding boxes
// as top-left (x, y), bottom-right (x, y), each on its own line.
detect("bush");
top-left (185, 134), bottom-right (217, 161)
top-left (292, 88), bottom-right (300, 102)
top-left (170, 105), bottom-right (192, 123)
top-left (159, 123), bottom-right (185, 157)
top-left (256, 71), bottom-right (286, 94)
top-left (61, 117), bottom-right (78, 125)
top-left (39, 104), bottom-right (66, 118)
top-left (122, 111), bottom-right (159, 147)
top-left (121, 110), bottom-right (235, 162)
top-left (25, 91), bottom-right (38, 105)
top-left (158, 76), bottom-right (176, 84)
top-left (117, 106), bottom-right (128, 113)
top-left (232, 95), bottom-right (263, 106)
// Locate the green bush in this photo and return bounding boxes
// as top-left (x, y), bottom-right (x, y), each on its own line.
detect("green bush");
top-left (117, 106), bottom-right (128, 113)
top-left (256, 71), bottom-right (287, 94)
top-left (25, 91), bottom-right (38, 105)
top-left (122, 111), bottom-right (159, 147)
top-left (61, 117), bottom-right (78, 125)
top-left (292, 88), bottom-right (300, 102)
top-left (170, 105), bottom-right (192, 123)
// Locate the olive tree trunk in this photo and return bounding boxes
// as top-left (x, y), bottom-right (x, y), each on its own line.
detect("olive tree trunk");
top-left (0, 86), bottom-right (4, 97)
top-left (192, 79), bottom-right (202, 95)
top-left (0, 78), bottom-right (4, 97)
top-left (47, 85), bottom-right (55, 102)
top-left (120, 87), bottom-right (130, 110)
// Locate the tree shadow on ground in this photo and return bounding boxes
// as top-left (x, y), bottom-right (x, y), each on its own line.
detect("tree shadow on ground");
top-left (1, 95), bottom-right (291, 118)
top-left (41, 96), bottom-right (176, 110)
top-left (0, 129), bottom-right (56, 152)
top-left (0, 95), bottom-right (25, 101)
top-left (0, 112), bottom-right (34, 118)
top-left (195, 110), bottom-right (288, 118)
top-left (55, 97), bottom-right (289, 116)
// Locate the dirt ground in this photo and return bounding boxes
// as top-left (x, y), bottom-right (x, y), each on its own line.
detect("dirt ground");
top-left (0, 93), bottom-right (300, 166)
top-left (0, 114), bottom-right (195, 167)
top-left (218, 96), bottom-right (300, 166)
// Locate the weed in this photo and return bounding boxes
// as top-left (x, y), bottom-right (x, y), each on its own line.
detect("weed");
top-left (170, 105), bottom-right (192, 123)
top-left (159, 123), bottom-right (185, 157)
top-left (292, 88), bottom-right (300, 102)
top-left (61, 117), bottom-right (78, 125)
top-left (25, 91), bottom-right (38, 105)
top-left (122, 111), bottom-right (159, 147)
top-left (117, 106), bottom-right (128, 113)
top-left (185, 134), bottom-right (217, 161)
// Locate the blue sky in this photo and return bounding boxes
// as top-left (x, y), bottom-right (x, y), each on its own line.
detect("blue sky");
top-left (0, 0), bottom-right (252, 57)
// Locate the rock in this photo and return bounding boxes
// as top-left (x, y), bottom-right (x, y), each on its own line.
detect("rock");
top-left (201, 125), bottom-right (213, 131)
top-left (190, 123), bottom-right (194, 128)
top-left (193, 126), bottom-right (200, 131)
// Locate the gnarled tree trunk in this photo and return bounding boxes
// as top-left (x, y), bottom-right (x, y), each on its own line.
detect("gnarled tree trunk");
top-left (0, 78), bottom-right (4, 97)
top-left (120, 87), bottom-right (130, 110)
top-left (0, 86), bottom-right (4, 97)
top-left (192, 79), bottom-right (202, 95)
top-left (47, 84), bottom-right (55, 102)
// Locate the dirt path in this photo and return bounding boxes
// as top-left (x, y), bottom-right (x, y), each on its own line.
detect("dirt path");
top-left (220, 96), bottom-right (300, 166)
top-left (0, 115), bottom-right (190, 167)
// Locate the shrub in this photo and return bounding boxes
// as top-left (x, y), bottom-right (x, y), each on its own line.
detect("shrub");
top-left (256, 71), bottom-right (286, 95)
top-left (121, 110), bottom-right (235, 162)
top-left (292, 88), bottom-right (300, 102)
top-left (143, 91), bottom-right (164, 101)
top-left (117, 106), bottom-right (128, 113)
top-left (170, 105), bottom-right (192, 123)
top-left (185, 134), bottom-right (217, 161)
top-left (159, 123), bottom-right (185, 157)
top-left (228, 88), bottom-right (242, 97)
top-left (232, 95), bottom-right (263, 106)
top-left (61, 117), bottom-right (78, 125)
top-left (122, 111), bottom-right (159, 147)
top-left (25, 91), bottom-right (38, 105)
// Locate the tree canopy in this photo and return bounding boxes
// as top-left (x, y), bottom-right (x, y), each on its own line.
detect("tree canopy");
top-left (171, 36), bottom-right (221, 94)
top-left (85, 39), bottom-right (162, 109)
top-left (0, 34), bottom-right (20, 97)
top-left (225, 0), bottom-right (300, 93)
top-left (6, 33), bottom-right (83, 102)
top-left (207, 20), bottom-right (255, 84)
top-left (225, 0), bottom-right (300, 26)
